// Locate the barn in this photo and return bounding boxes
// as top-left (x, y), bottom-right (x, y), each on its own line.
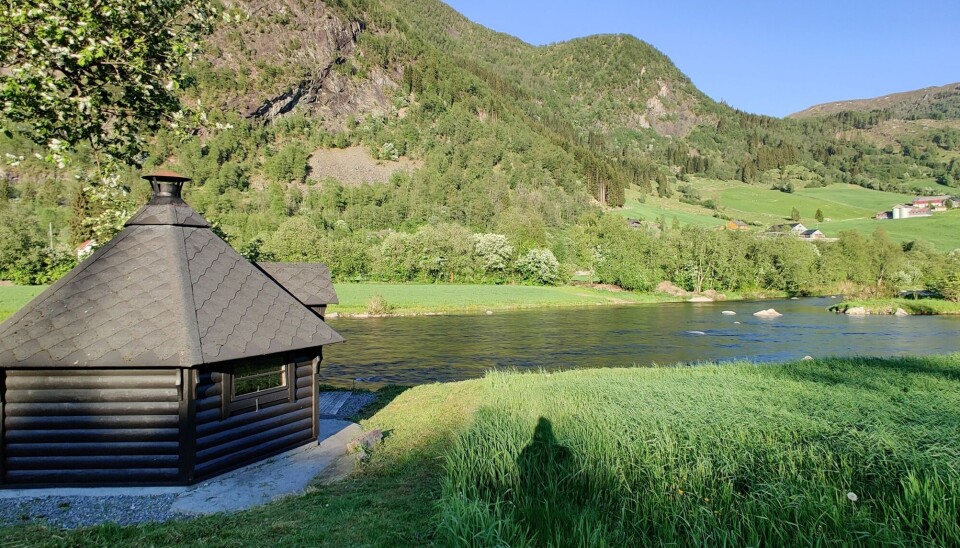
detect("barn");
top-left (0, 172), bottom-right (343, 487)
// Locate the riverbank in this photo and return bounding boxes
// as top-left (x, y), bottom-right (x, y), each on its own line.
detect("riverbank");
top-left (0, 283), bottom-right (737, 322)
top-left (329, 282), bottom-right (683, 316)
top-left (830, 297), bottom-right (960, 315)
top-left (4, 355), bottom-right (959, 545)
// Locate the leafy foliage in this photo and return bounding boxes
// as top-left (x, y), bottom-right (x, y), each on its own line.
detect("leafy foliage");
top-left (516, 248), bottom-right (561, 285)
top-left (0, 0), bottom-right (216, 165)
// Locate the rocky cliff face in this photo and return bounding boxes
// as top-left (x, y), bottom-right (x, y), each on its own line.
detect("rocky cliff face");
top-left (199, 0), bottom-right (397, 127)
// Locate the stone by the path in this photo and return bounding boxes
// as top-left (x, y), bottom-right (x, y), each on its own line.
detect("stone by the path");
top-left (346, 429), bottom-right (383, 455)
top-left (721, 310), bottom-right (736, 315)
top-left (753, 308), bottom-right (782, 317)
top-left (802, 355), bottom-right (814, 361)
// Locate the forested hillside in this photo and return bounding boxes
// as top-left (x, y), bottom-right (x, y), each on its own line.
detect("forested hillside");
top-left (1, 0), bottom-right (958, 297)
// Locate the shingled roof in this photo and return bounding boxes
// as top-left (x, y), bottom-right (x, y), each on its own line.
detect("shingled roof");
top-left (0, 175), bottom-right (343, 369)
top-left (255, 262), bottom-right (339, 306)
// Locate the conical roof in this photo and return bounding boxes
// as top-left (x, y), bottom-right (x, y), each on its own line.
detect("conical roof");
top-left (0, 176), bottom-right (343, 368)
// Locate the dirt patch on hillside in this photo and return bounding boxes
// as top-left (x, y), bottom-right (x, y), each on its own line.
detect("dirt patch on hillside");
top-left (309, 146), bottom-right (422, 186)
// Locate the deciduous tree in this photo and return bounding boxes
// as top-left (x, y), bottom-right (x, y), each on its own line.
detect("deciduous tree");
top-left (1, 0), bottom-right (216, 165)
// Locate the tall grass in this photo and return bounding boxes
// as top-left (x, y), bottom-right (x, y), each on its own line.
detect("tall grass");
top-left (3, 356), bottom-right (958, 546)
top-left (438, 358), bottom-right (960, 546)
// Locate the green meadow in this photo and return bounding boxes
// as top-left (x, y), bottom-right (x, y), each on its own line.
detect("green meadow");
top-left (616, 181), bottom-right (960, 251)
top-left (332, 282), bottom-right (674, 315)
top-left (0, 285), bottom-right (46, 322)
top-left (5, 356), bottom-right (959, 545)
top-left (0, 283), bottom-right (675, 323)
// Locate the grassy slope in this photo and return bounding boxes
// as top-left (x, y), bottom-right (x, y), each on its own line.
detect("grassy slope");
top-left (615, 188), bottom-right (726, 228)
top-left (616, 181), bottom-right (960, 251)
top-left (5, 356), bottom-right (959, 545)
top-left (822, 210), bottom-right (960, 252)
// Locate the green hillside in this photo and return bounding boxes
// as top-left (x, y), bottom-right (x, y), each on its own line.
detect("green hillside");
top-left (1, 0), bottom-right (959, 292)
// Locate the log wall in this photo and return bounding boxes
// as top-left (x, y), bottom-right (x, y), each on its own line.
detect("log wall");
top-left (193, 355), bottom-right (317, 480)
top-left (1, 369), bottom-right (182, 486)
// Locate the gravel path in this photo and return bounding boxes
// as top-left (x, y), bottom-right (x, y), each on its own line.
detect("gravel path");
top-left (0, 494), bottom-right (181, 529)
top-left (334, 392), bottom-right (377, 418)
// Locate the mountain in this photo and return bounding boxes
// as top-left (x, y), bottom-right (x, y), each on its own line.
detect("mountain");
top-left (3, 0), bottom-right (960, 287)
top-left (789, 82), bottom-right (960, 121)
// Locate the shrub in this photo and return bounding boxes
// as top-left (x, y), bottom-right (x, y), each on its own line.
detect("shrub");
top-left (473, 233), bottom-right (514, 276)
top-left (365, 294), bottom-right (393, 315)
top-left (515, 248), bottom-right (560, 285)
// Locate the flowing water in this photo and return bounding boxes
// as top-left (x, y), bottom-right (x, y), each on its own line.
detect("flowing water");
top-left (323, 297), bottom-right (960, 387)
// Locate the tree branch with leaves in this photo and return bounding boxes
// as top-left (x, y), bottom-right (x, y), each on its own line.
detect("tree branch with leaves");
top-left (1, 0), bottom-right (216, 166)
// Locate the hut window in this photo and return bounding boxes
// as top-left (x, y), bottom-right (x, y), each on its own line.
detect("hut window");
top-left (224, 356), bottom-right (296, 417)
top-left (234, 362), bottom-right (285, 396)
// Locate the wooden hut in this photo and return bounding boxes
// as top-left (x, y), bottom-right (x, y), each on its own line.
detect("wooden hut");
top-left (255, 263), bottom-right (339, 320)
top-left (0, 172), bottom-right (343, 487)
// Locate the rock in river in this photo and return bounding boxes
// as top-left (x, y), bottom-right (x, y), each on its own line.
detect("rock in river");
top-left (753, 308), bottom-right (782, 317)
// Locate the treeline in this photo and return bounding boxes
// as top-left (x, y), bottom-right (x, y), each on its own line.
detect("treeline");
top-left (587, 215), bottom-right (959, 298)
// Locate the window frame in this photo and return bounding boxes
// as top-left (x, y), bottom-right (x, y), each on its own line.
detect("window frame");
top-left (221, 354), bottom-right (296, 418)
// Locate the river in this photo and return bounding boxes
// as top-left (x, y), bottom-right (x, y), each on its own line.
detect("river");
top-left (322, 297), bottom-right (960, 387)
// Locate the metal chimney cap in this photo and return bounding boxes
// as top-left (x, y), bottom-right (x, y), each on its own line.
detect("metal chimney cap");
top-left (142, 170), bottom-right (191, 182)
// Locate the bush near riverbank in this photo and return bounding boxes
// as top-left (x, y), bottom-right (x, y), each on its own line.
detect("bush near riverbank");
top-left (4, 356), bottom-right (960, 546)
top-left (830, 298), bottom-right (960, 315)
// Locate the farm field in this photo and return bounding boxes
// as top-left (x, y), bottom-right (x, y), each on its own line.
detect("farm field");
top-left (5, 355), bottom-right (959, 545)
top-left (617, 180), bottom-right (960, 251)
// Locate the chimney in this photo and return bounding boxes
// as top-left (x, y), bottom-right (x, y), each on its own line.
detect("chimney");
top-left (142, 170), bottom-right (191, 200)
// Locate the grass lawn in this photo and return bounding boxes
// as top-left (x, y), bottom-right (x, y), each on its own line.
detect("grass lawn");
top-left (0, 283), bottom-right (676, 322)
top-left (5, 355), bottom-right (959, 545)
top-left (331, 282), bottom-right (675, 315)
top-left (0, 285), bottom-right (46, 322)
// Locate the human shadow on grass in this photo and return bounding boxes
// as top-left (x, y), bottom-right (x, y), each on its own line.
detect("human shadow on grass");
top-left (515, 417), bottom-right (588, 544)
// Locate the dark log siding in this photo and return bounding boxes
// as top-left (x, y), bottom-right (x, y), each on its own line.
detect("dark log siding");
top-left (193, 356), bottom-right (317, 480)
top-left (1, 369), bottom-right (181, 486)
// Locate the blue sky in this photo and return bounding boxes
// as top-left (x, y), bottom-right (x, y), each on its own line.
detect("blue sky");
top-left (443, 0), bottom-right (960, 118)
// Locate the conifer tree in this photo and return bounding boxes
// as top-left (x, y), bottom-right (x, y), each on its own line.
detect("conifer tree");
top-left (790, 207), bottom-right (801, 222)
